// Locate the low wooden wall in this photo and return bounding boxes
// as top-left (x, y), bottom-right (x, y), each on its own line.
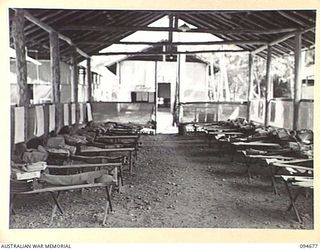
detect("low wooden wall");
top-left (178, 99), bottom-right (313, 130)
top-left (91, 102), bottom-right (154, 124)
top-left (178, 102), bottom-right (248, 123)
top-left (250, 98), bottom-right (313, 130)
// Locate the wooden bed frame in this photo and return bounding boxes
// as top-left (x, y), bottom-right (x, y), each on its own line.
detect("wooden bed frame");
top-left (10, 163), bottom-right (120, 226)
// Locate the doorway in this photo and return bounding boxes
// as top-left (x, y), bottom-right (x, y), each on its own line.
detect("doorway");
top-left (157, 82), bottom-right (171, 109)
top-left (156, 82), bottom-right (178, 134)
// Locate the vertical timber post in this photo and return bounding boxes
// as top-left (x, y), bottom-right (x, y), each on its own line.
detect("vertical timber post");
top-left (50, 31), bottom-right (61, 132)
top-left (174, 15), bottom-right (179, 29)
top-left (71, 47), bottom-right (79, 125)
top-left (168, 14), bottom-right (173, 53)
top-left (265, 45), bottom-right (272, 127)
top-left (154, 61), bottom-right (158, 134)
top-left (210, 53), bottom-right (216, 101)
top-left (247, 53), bottom-right (253, 121)
top-left (12, 10), bottom-right (29, 141)
top-left (177, 54), bottom-right (185, 135)
top-left (86, 58), bottom-right (92, 103)
top-left (293, 32), bottom-right (302, 130)
top-left (177, 54), bottom-right (181, 107)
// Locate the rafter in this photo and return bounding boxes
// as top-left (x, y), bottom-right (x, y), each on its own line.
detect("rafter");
top-left (75, 13), bottom-right (166, 57)
top-left (277, 11), bottom-right (308, 27)
top-left (252, 26), bottom-right (315, 54)
top-left (24, 10), bottom-right (64, 33)
top-left (180, 13), bottom-right (256, 54)
top-left (14, 9), bottom-right (90, 58)
top-left (25, 10), bottom-right (78, 37)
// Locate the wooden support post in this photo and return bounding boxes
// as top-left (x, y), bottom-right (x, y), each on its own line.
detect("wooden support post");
top-left (50, 31), bottom-right (61, 131)
top-left (19, 9), bottom-right (90, 59)
top-left (176, 54), bottom-right (182, 131)
top-left (162, 45), bottom-right (166, 62)
top-left (82, 68), bottom-right (86, 94)
top-left (12, 10), bottom-right (29, 141)
top-left (220, 52), bottom-right (230, 101)
top-left (71, 47), bottom-right (79, 124)
top-left (174, 15), bottom-right (179, 29)
top-left (247, 53), bottom-right (253, 121)
top-left (264, 45), bottom-right (272, 127)
top-left (154, 61), bottom-right (158, 134)
top-left (205, 64), bottom-right (209, 102)
top-left (179, 54), bottom-right (186, 103)
top-left (86, 58), bottom-right (92, 103)
top-left (210, 53), bottom-right (217, 101)
top-left (177, 54), bottom-right (181, 104)
top-left (168, 14), bottom-right (173, 54)
top-left (293, 32), bottom-right (302, 130)
top-left (116, 62), bottom-right (120, 90)
top-left (168, 14), bottom-right (173, 42)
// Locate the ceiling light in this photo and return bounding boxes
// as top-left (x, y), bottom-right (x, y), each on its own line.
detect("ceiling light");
top-left (178, 23), bottom-right (190, 32)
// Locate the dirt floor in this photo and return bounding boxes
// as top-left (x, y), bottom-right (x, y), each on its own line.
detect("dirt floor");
top-left (9, 133), bottom-right (313, 229)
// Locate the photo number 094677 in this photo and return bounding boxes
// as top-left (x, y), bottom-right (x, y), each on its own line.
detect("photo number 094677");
top-left (300, 244), bottom-right (318, 249)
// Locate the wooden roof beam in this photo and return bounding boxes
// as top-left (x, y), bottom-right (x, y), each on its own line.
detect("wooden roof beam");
top-left (77, 13), bottom-right (166, 56)
top-left (14, 9), bottom-right (90, 58)
top-left (277, 11), bottom-right (309, 27)
top-left (94, 49), bottom-right (247, 56)
top-left (24, 10), bottom-right (78, 38)
top-left (60, 13), bottom-right (164, 57)
top-left (34, 11), bottom-right (145, 50)
top-left (180, 14), bottom-right (256, 52)
top-left (273, 42), bottom-right (294, 55)
top-left (57, 25), bottom-right (298, 35)
top-left (270, 45), bottom-right (288, 56)
top-left (252, 26), bottom-right (315, 55)
top-left (78, 40), bottom-right (268, 46)
top-left (209, 12), bottom-right (270, 42)
top-left (301, 35), bottom-right (316, 46)
top-left (180, 14), bottom-right (248, 46)
top-left (291, 11), bottom-right (316, 24)
top-left (62, 12), bottom-right (160, 44)
top-left (186, 13), bottom-right (269, 51)
top-left (24, 10), bottom-right (64, 33)
top-left (252, 33), bottom-right (295, 55)
top-left (249, 12), bottom-right (288, 30)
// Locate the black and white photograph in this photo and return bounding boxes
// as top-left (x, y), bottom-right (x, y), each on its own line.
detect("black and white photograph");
top-left (2, 1), bottom-right (319, 244)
